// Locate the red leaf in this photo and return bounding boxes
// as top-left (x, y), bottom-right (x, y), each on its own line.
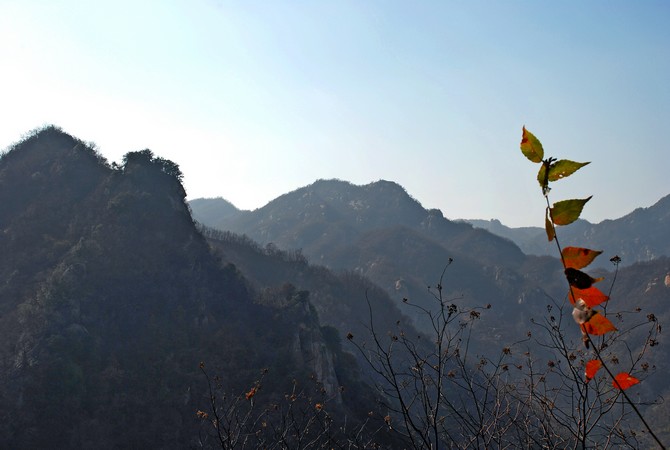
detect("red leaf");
top-left (585, 359), bottom-right (602, 382)
top-left (562, 247), bottom-right (603, 270)
top-left (581, 312), bottom-right (617, 336)
top-left (612, 372), bottom-right (640, 390)
top-left (569, 286), bottom-right (609, 308)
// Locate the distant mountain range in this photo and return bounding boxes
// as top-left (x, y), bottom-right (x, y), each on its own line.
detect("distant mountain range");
top-left (463, 193), bottom-right (670, 268)
top-left (193, 179), bottom-right (670, 445)
top-left (190, 180), bottom-right (670, 354)
top-left (193, 186), bottom-right (670, 271)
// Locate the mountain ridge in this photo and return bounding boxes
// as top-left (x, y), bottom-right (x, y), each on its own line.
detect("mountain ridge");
top-left (0, 127), bottom-right (376, 448)
top-left (463, 192), bottom-right (670, 267)
top-left (190, 178), bottom-right (670, 359)
top-left (191, 180), bottom-right (670, 270)
top-left (190, 178), bottom-right (558, 346)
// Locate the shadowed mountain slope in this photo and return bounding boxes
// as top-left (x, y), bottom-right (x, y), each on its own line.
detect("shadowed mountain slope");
top-left (0, 127), bottom-right (372, 448)
top-left (190, 180), bottom-right (561, 348)
top-left (197, 179), bottom-right (525, 266)
top-left (190, 179), bottom-right (670, 371)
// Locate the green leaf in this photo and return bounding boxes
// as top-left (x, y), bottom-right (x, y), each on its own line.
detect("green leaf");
top-left (550, 197), bottom-right (592, 226)
top-left (537, 160), bottom-right (590, 190)
top-left (520, 127), bottom-right (544, 163)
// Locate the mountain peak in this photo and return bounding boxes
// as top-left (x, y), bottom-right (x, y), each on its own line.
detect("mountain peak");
top-left (188, 197), bottom-right (242, 228)
top-left (2, 127), bottom-right (360, 447)
top-left (1, 125), bottom-right (108, 172)
top-left (306, 178), bottom-right (411, 198)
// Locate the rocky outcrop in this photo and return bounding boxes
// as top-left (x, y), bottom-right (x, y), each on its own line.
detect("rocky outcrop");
top-left (283, 289), bottom-right (343, 403)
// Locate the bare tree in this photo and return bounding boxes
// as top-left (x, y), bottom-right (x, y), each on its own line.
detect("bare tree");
top-left (196, 363), bottom-right (383, 449)
top-left (348, 258), bottom-right (664, 449)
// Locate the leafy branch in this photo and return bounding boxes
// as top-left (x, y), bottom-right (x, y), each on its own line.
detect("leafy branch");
top-left (520, 127), bottom-right (665, 449)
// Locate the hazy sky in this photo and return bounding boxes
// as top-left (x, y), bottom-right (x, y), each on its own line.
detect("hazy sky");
top-left (1, 1), bottom-right (668, 227)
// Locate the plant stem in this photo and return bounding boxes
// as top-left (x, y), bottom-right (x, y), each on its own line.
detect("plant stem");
top-left (545, 195), bottom-right (666, 449)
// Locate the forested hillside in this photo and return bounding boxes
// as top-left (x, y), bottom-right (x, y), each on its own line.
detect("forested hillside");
top-left (191, 180), bottom-right (565, 342)
top-left (191, 179), bottom-right (669, 348)
top-left (0, 127), bottom-right (379, 448)
top-left (192, 180), bottom-right (670, 447)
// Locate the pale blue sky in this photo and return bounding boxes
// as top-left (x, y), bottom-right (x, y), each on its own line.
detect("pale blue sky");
top-left (1, 0), bottom-right (668, 227)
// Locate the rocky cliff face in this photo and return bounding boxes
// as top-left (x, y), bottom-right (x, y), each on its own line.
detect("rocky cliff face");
top-left (290, 295), bottom-right (342, 403)
top-left (258, 284), bottom-right (343, 402)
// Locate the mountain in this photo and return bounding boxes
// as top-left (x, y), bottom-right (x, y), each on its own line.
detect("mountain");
top-left (192, 178), bottom-right (670, 442)
top-left (190, 177), bottom-right (670, 383)
top-left (0, 127), bottom-right (374, 448)
top-left (199, 226), bottom-right (413, 342)
top-left (190, 179), bottom-right (569, 347)
top-left (610, 257), bottom-right (670, 438)
top-left (4, 127), bottom-right (668, 446)
top-left (191, 178), bottom-right (526, 265)
top-left (464, 218), bottom-right (548, 255)
top-left (188, 197), bottom-right (243, 227)
top-left (465, 193), bottom-right (670, 268)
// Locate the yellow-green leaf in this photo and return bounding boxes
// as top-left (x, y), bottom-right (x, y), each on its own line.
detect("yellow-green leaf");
top-left (520, 127), bottom-right (544, 163)
top-left (548, 159), bottom-right (590, 181)
top-left (537, 160), bottom-right (590, 189)
top-left (536, 160), bottom-right (553, 195)
top-left (545, 208), bottom-right (555, 241)
top-left (550, 197), bottom-right (592, 226)
top-left (537, 164), bottom-right (547, 187)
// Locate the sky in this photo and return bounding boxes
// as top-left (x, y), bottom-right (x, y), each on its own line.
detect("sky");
top-left (1, 0), bottom-right (668, 227)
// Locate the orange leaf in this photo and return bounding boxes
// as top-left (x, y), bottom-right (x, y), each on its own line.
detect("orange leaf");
top-left (562, 247), bottom-right (603, 270)
top-left (585, 359), bottom-right (602, 382)
top-left (545, 208), bottom-right (555, 242)
top-left (612, 372), bottom-right (640, 390)
top-left (245, 386), bottom-right (258, 400)
top-left (569, 286), bottom-right (609, 307)
top-left (581, 311), bottom-right (617, 336)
